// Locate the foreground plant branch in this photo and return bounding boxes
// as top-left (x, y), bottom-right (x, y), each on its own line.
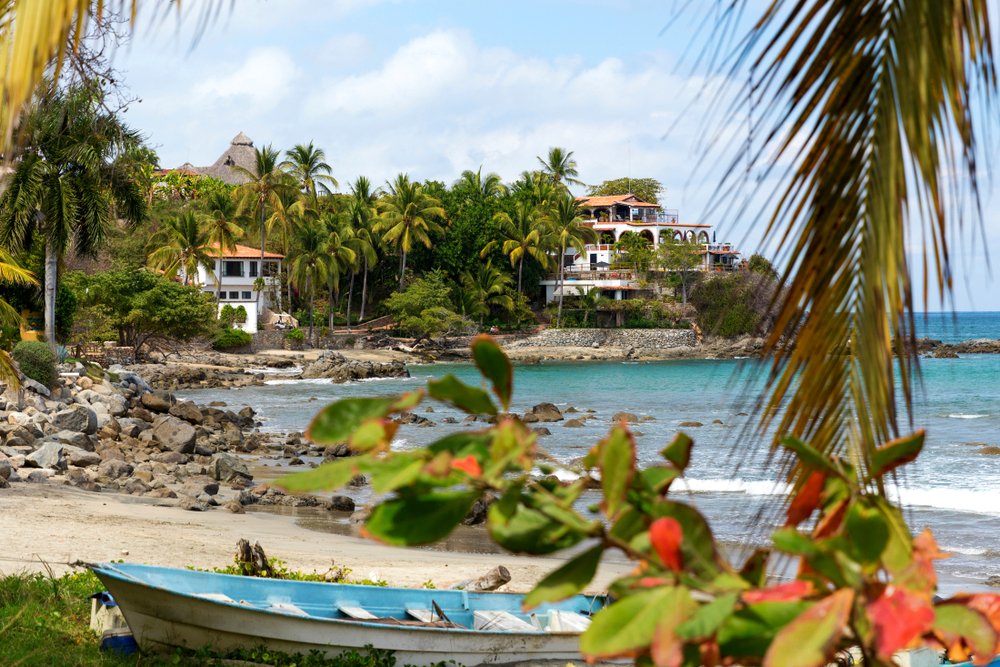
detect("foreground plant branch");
top-left (279, 336), bottom-right (1000, 667)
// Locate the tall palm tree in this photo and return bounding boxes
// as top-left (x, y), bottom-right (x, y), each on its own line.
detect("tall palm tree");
top-left (281, 141), bottom-right (338, 203)
top-left (320, 213), bottom-right (357, 330)
top-left (233, 144), bottom-right (295, 307)
top-left (288, 221), bottom-right (329, 345)
top-left (537, 147), bottom-right (584, 188)
top-left (459, 260), bottom-right (515, 325)
top-left (348, 176), bottom-right (380, 323)
top-left (0, 249), bottom-right (38, 386)
top-left (147, 210), bottom-right (215, 286)
top-left (204, 208), bottom-right (244, 304)
top-left (544, 192), bottom-right (596, 328)
top-left (342, 217), bottom-right (378, 330)
top-left (375, 174), bottom-right (446, 290)
top-left (454, 167), bottom-right (507, 201)
top-left (482, 200), bottom-right (549, 294)
top-left (0, 84), bottom-right (145, 348)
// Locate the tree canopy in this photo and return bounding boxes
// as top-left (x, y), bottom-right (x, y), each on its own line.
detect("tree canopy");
top-left (588, 177), bottom-right (663, 205)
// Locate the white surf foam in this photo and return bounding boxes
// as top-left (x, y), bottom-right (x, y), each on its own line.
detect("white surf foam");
top-left (947, 413), bottom-right (989, 419)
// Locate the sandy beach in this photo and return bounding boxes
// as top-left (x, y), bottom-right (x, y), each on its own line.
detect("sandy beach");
top-left (0, 483), bottom-right (631, 592)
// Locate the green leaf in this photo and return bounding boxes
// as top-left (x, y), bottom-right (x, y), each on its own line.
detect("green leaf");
top-left (933, 604), bottom-right (997, 659)
top-left (651, 500), bottom-right (723, 579)
top-left (609, 506), bottom-right (646, 543)
top-left (427, 431), bottom-right (492, 459)
top-left (868, 430), bottom-right (924, 481)
top-left (717, 601), bottom-right (810, 658)
top-left (274, 456), bottom-right (361, 493)
top-left (488, 488), bottom-right (584, 555)
top-left (779, 436), bottom-right (846, 480)
top-left (428, 374), bottom-right (497, 415)
top-left (676, 591), bottom-right (740, 641)
top-left (523, 544), bottom-right (603, 609)
top-left (363, 491), bottom-right (478, 546)
top-left (739, 549), bottom-right (771, 588)
top-left (763, 589), bottom-right (853, 667)
top-left (471, 334), bottom-right (513, 411)
top-left (661, 433), bottom-right (693, 470)
top-left (638, 466), bottom-right (681, 495)
top-left (366, 454), bottom-right (426, 494)
top-left (599, 426), bottom-right (635, 519)
top-left (580, 586), bottom-right (693, 659)
top-left (873, 497), bottom-right (913, 574)
top-left (845, 501), bottom-right (889, 565)
top-left (307, 397), bottom-right (397, 445)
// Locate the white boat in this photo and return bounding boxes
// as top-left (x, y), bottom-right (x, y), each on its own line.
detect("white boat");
top-left (92, 563), bottom-right (607, 666)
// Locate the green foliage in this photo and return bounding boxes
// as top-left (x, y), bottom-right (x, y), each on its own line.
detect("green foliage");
top-left (285, 327), bottom-right (306, 342)
top-left (153, 170), bottom-right (233, 202)
top-left (747, 254), bottom-right (779, 280)
top-left (690, 272), bottom-right (777, 337)
top-left (277, 338), bottom-right (1000, 667)
top-left (67, 270), bottom-right (215, 353)
top-left (54, 284), bottom-right (77, 342)
top-left (385, 272), bottom-right (472, 338)
top-left (212, 327), bottom-right (252, 351)
top-left (587, 177), bottom-right (664, 204)
top-left (12, 340), bottom-right (56, 386)
top-left (219, 304), bottom-right (236, 327)
top-left (234, 305), bottom-right (248, 323)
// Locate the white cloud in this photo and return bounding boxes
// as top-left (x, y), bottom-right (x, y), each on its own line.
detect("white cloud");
top-left (193, 47), bottom-right (301, 110)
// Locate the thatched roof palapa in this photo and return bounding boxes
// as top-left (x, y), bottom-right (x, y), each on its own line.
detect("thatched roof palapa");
top-left (187, 132), bottom-right (258, 185)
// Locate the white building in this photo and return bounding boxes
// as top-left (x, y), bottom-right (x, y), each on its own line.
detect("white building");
top-left (540, 194), bottom-right (741, 303)
top-left (194, 243), bottom-right (284, 333)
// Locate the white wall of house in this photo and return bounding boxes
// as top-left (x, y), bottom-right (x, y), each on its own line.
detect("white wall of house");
top-left (195, 257), bottom-right (282, 330)
top-left (216, 301), bottom-right (258, 333)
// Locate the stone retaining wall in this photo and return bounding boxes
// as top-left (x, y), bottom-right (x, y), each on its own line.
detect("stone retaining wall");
top-left (507, 328), bottom-right (696, 349)
top-left (250, 330), bottom-right (362, 352)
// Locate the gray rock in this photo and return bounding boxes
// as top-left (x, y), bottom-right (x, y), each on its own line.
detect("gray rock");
top-left (140, 392), bottom-right (172, 413)
top-left (150, 415), bottom-right (196, 454)
top-left (46, 430), bottom-right (92, 449)
top-left (531, 427), bottom-right (552, 436)
top-left (177, 495), bottom-right (208, 512)
top-left (97, 459), bottom-right (133, 480)
top-left (169, 401), bottom-right (203, 424)
top-left (25, 469), bottom-right (51, 483)
top-left (64, 446), bottom-right (101, 467)
top-left (117, 418), bottom-right (149, 438)
top-left (106, 394), bottom-right (128, 417)
top-left (612, 412), bottom-right (639, 423)
top-left (527, 402), bottom-right (563, 422)
top-left (0, 459), bottom-right (11, 479)
top-left (208, 452), bottom-right (251, 482)
top-left (219, 421), bottom-right (243, 448)
top-left (563, 418), bottom-right (585, 428)
top-left (25, 442), bottom-right (64, 469)
top-left (678, 420), bottom-right (703, 427)
top-left (21, 378), bottom-right (50, 397)
top-left (0, 476), bottom-right (9, 488)
top-left (330, 495), bottom-right (356, 512)
top-left (986, 575), bottom-right (1000, 588)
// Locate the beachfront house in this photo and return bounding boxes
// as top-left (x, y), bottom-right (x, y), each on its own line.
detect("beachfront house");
top-left (192, 244), bottom-right (284, 333)
top-left (539, 194), bottom-right (741, 302)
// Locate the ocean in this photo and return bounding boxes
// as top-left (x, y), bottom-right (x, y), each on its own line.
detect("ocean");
top-left (179, 312), bottom-right (1000, 595)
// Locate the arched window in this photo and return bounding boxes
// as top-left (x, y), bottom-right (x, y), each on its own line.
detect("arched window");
top-left (599, 231), bottom-right (615, 244)
top-left (639, 230), bottom-right (654, 244)
top-left (698, 231), bottom-right (709, 243)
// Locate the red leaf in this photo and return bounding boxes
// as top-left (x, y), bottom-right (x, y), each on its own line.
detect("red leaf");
top-left (786, 471), bottom-right (826, 526)
top-left (896, 529), bottom-right (946, 592)
top-left (743, 580), bottom-right (813, 604)
top-left (867, 585), bottom-right (935, 659)
top-left (634, 576), bottom-right (671, 589)
top-left (813, 498), bottom-right (848, 538)
top-left (650, 517), bottom-right (683, 573)
top-left (450, 454), bottom-right (481, 477)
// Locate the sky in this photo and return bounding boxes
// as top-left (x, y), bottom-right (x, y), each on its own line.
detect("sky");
top-left (109, 0), bottom-right (1000, 311)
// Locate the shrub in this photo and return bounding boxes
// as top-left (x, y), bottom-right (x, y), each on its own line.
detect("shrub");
top-left (285, 328), bottom-right (305, 342)
top-left (689, 272), bottom-right (778, 337)
top-left (12, 341), bottom-right (57, 387)
top-left (220, 304), bottom-right (236, 326)
top-left (212, 327), bottom-right (252, 351)
top-left (234, 305), bottom-right (248, 323)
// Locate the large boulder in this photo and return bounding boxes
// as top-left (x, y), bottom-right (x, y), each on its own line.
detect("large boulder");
top-left (64, 446), bottom-right (102, 468)
top-left (140, 392), bottom-right (172, 413)
top-left (150, 415), bottom-right (196, 454)
top-left (97, 459), bottom-right (133, 480)
top-left (106, 394), bottom-right (129, 417)
top-left (46, 430), bottom-right (92, 450)
top-left (526, 403), bottom-right (564, 422)
top-left (208, 452), bottom-right (251, 482)
top-left (25, 442), bottom-right (64, 469)
top-left (169, 401), bottom-right (204, 425)
top-left (612, 412), bottom-right (639, 423)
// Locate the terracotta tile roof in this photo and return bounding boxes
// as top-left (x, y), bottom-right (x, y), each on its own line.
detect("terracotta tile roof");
top-left (577, 194), bottom-right (659, 208)
top-left (208, 243), bottom-right (284, 259)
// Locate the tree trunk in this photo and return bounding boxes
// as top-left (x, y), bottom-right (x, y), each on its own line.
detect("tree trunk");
top-left (360, 256), bottom-right (369, 323)
top-left (681, 277), bottom-right (687, 305)
top-left (216, 258), bottom-right (222, 305)
top-left (555, 242), bottom-right (565, 328)
top-left (258, 203), bottom-right (265, 312)
top-left (328, 277), bottom-right (334, 331)
top-left (346, 272), bottom-right (355, 331)
top-left (399, 250), bottom-right (407, 291)
top-left (307, 274), bottom-right (314, 345)
top-left (44, 235), bottom-right (58, 350)
top-left (517, 257), bottom-right (524, 294)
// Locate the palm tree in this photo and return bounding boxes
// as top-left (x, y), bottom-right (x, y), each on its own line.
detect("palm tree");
top-left (573, 286), bottom-right (607, 326)
top-left (375, 174), bottom-right (446, 290)
top-left (482, 200), bottom-right (549, 294)
top-left (203, 204), bottom-right (244, 304)
top-left (281, 142), bottom-right (338, 203)
top-left (537, 147), bottom-right (584, 188)
top-left (320, 213), bottom-right (357, 330)
top-left (147, 211), bottom-right (215, 286)
top-left (342, 217), bottom-right (378, 330)
top-left (459, 260), bottom-right (515, 325)
top-left (454, 167), bottom-right (507, 201)
top-left (544, 192), bottom-right (596, 328)
top-left (348, 176), bottom-right (380, 323)
top-left (233, 144), bottom-right (296, 307)
top-left (288, 221), bottom-right (329, 345)
top-left (0, 249), bottom-right (38, 386)
top-left (0, 85), bottom-right (145, 348)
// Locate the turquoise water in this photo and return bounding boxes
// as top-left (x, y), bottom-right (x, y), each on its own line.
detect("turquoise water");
top-left (916, 311), bottom-right (1000, 342)
top-left (180, 315), bottom-right (1000, 594)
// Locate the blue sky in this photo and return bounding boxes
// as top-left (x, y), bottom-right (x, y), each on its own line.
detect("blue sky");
top-left (112, 0), bottom-right (1000, 311)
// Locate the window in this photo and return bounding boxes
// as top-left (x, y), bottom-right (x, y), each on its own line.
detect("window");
top-left (263, 261), bottom-right (279, 277)
top-left (241, 291), bottom-right (252, 300)
top-left (248, 261), bottom-right (258, 278)
top-left (228, 291), bottom-right (239, 300)
top-left (223, 261), bottom-right (243, 278)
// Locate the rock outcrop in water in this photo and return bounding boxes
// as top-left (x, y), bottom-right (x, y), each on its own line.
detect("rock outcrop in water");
top-left (300, 351), bottom-right (409, 382)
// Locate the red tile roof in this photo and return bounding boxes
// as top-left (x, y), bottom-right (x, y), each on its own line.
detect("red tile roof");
top-left (208, 243), bottom-right (284, 259)
top-left (577, 194), bottom-right (660, 208)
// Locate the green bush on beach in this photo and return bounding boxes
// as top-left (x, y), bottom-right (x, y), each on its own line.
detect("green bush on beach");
top-left (12, 340), bottom-right (57, 387)
top-left (212, 327), bottom-right (252, 351)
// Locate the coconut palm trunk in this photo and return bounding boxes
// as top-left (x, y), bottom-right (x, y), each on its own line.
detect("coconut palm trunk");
top-left (307, 274), bottom-right (314, 345)
top-left (517, 257), bottom-right (524, 295)
top-left (556, 242), bottom-right (566, 328)
top-left (258, 203), bottom-right (265, 310)
top-left (216, 257), bottom-right (223, 304)
top-left (346, 272), bottom-right (355, 331)
top-left (44, 234), bottom-right (58, 350)
top-left (359, 256), bottom-right (369, 323)
top-left (399, 250), bottom-right (407, 290)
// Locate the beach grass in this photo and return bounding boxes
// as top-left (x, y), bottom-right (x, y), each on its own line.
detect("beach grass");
top-left (0, 569), bottom-right (448, 667)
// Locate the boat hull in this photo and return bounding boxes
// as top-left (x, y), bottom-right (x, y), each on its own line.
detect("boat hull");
top-left (93, 564), bottom-right (597, 666)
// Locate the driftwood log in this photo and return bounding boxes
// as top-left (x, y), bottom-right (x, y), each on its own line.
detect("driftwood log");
top-left (450, 565), bottom-right (511, 592)
top-left (235, 538), bottom-right (276, 578)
